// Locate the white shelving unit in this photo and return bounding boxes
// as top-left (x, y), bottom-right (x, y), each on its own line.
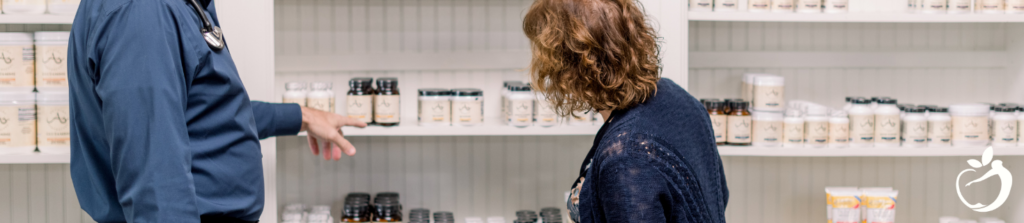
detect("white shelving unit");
top-left (0, 14), bottom-right (74, 24)
top-left (689, 11), bottom-right (1024, 23)
top-left (0, 153), bottom-right (70, 164)
top-left (718, 146), bottom-right (1024, 157)
top-left (298, 123), bottom-right (600, 136)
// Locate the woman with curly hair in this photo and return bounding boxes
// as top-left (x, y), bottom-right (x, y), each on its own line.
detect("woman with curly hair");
top-left (523, 0), bottom-right (729, 222)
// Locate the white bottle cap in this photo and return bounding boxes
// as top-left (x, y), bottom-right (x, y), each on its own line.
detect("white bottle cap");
top-left (784, 109), bottom-right (802, 117)
top-left (805, 105), bottom-right (829, 116)
top-left (949, 103), bottom-right (990, 116)
top-left (0, 32), bottom-right (33, 44)
top-left (37, 91), bottom-right (69, 102)
top-left (33, 31), bottom-right (71, 42)
top-left (309, 82), bottom-right (331, 91)
top-left (753, 75), bottom-right (785, 86)
top-left (285, 82), bottom-right (306, 90)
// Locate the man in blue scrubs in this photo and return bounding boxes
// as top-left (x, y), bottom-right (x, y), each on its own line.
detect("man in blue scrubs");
top-left (66, 0), bottom-right (365, 222)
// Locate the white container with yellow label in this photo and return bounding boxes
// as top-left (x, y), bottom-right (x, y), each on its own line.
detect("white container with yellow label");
top-left (452, 88), bottom-right (484, 127)
top-left (534, 94), bottom-right (559, 127)
top-left (0, 92), bottom-right (36, 155)
top-left (418, 88), bottom-right (452, 126)
top-left (950, 104), bottom-right (991, 147)
top-left (0, 33), bottom-right (35, 92)
top-left (34, 32), bottom-right (71, 92)
top-left (37, 91), bottom-right (70, 154)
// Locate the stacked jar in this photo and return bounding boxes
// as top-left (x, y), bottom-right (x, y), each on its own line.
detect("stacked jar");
top-left (37, 91), bottom-right (69, 154)
top-left (408, 208), bottom-right (430, 223)
top-left (1, 0), bottom-right (80, 14)
top-left (0, 92), bottom-right (36, 155)
top-left (373, 192), bottom-right (402, 222)
top-left (342, 192), bottom-right (372, 222)
top-left (34, 31), bottom-right (70, 92)
top-left (0, 33), bottom-right (35, 93)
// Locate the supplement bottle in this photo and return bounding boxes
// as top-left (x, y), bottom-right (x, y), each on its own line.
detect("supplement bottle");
top-left (373, 202), bottom-right (403, 222)
top-left (534, 94), bottom-right (559, 127)
top-left (949, 103), bottom-right (990, 147)
top-left (749, 0), bottom-right (772, 12)
top-left (34, 32), bottom-right (71, 92)
top-left (902, 107), bottom-right (928, 148)
top-left (568, 110), bottom-right (593, 126)
top-left (48, 0), bottom-right (82, 14)
top-left (921, 0), bottom-right (947, 13)
top-left (772, 0), bottom-right (796, 12)
top-left (848, 97), bottom-right (875, 147)
top-left (451, 88), bottom-right (484, 126)
top-left (374, 78), bottom-right (401, 126)
top-left (722, 98), bottom-right (734, 115)
top-left (992, 106), bottom-right (1018, 147)
top-left (715, 0), bottom-right (739, 11)
top-left (874, 98), bottom-right (901, 147)
top-left (0, 33), bottom-right (35, 92)
top-left (709, 101), bottom-right (728, 145)
top-left (726, 101), bottom-right (752, 146)
top-left (1018, 107), bottom-right (1024, 146)
top-left (783, 109), bottom-right (805, 148)
top-left (804, 105), bottom-right (829, 148)
top-left (37, 91), bottom-right (70, 154)
top-left (928, 107), bottom-right (952, 147)
top-left (824, 0), bottom-right (850, 13)
top-left (752, 75), bottom-right (785, 112)
top-left (2, 0), bottom-right (46, 14)
top-left (418, 88), bottom-right (452, 126)
top-left (828, 110), bottom-right (850, 148)
top-left (948, 0), bottom-right (973, 13)
top-left (897, 104), bottom-right (914, 119)
top-left (1009, 0), bottom-right (1024, 13)
top-left (341, 203), bottom-right (371, 222)
top-left (869, 97), bottom-right (880, 109)
top-left (797, 0), bottom-right (822, 13)
top-left (752, 111), bottom-right (783, 147)
top-left (307, 82), bottom-right (335, 113)
top-left (0, 92), bottom-right (35, 155)
top-left (347, 78), bottom-right (374, 123)
top-left (507, 84), bottom-right (534, 127)
top-left (691, 0), bottom-right (714, 11)
top-left (282, 82), bottom-right (307, 106)
top-left (978, 0), bottom-right (1004, 13)
top-left (501, 81), bottom-right (522, 124)
top-left (842, 97), bottom-right (854, 111)
top-left (741, 74), bottom-right (760, 102)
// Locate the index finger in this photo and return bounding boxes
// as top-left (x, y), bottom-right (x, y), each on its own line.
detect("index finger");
top-left (337, 115), bottom-right (368, 128)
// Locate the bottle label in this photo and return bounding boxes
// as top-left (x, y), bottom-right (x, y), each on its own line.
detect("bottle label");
top-left (452, 100), bottom-right (482, 125)
top-left (346, 95), bottom-right (372, 123)
top-left (993, 119), bottom-right (1017, 143)
top-left (418, 99), bottom-right (451, 124)
top-left (692, 0), bottom-right (714, 9)
top-left (374, 95), bottom-right (401, 123)
top-left (0, 45), bottom-right (34, 88)
top-left (1008, 0), bottom-right (1024, 11)
top-left (798, 0), bottom-right (821, 9)
top-left (0, 105), bottom-right (36, 147)
top-left (826, 0), bottom-right (849, 9)
top-left (849, 114), bottom-right (874, 143)
top-left (979, 0), bottom-right (1004, 10)
top-left (903, 120), bottom-right (928, 146)
top-left (753, 85), bottom-right (784, 110)
top-left (569, 111), bottom-right (592, 126)
top-left (726, 116), bottom-right (752, 143)
top-left (924, 0), bottom-right (948, 9)
top-left (753, 120), bottom-right (782, 144)
top-left (35, 45), bottom-right (67, 89)
top-left (928, 120), bottom-right (952, 144)
top-left (282, 97), bottom-right (305, 107)
top-left (508, 99), bottom-right (534, 125)
top-left (950, 0), bottom-right (973, 10)
top-left (829, 121), bottom-right (849, 144)
top-left (717, 0), bottom-right (738, 8)
top-left (952, 116), bottom-right (989, 142)
top-left (874, 114), bottom-right (900, 144)
top-left (783, 121), bottom-right (804, 144)
top-left (749, 0), bottom-right (771, 10)
top-left (308, 97), bottom-right (333, 113)
top-left (773, 0), bottom-right (795, 10)
top-left (37, 105), bottom-right (70, 147)
top-left (805, 120), bottom-right (829, 146)
top-left (534, 100), bottom-right (558, 126)
top-left (710, 115), bottom-right (727, 143)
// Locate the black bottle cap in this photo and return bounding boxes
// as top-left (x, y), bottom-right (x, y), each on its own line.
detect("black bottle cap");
top-left (503, 81), bottom-right (523, 87)
top-left (418, 88), bottom-right (452, 96)
top-left (897, 104), bottom-right (914, 111)
top-left (853, 97), bottom-right (871, 104)
top-left (729, 101), bottom-right (749, 110)
top-left (349, 78), bottom-right (373, 89)
top-left (510, 84), bottom-right (532, 91)
top-left (996, 106), bottom-right (1017, 112)
top-left (998, 103), bottom-right (1019, 108)
top-left (878, 98), bottom-right (897, 104)
top-left (452, 88), bottom-right (484, 96)
top-left (376, 77), bottom-right (399, 89)
top-left (932, 107), bottom-right (949, 113)
top-left (905, 107), bottom-right (925, 113)
top-left (845, 97), bottom-right (853, 102)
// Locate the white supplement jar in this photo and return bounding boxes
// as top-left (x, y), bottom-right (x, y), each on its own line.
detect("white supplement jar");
top-left (741, 73), bottom-right (761, 103)
top-left (307, 82), bottom-right (335, 113)
top-left (921, 0), bottom-right (947, 13)
top-left (829, 110), bottom-right (850, 148)
top-left (991, 106), bottom-right (1017, 147)
top-left (37, 91), bottom-right (70, 154)
top-left (0, 33), bottom-right (35, 92)
top-left (691, 0), bottom-right (714, 11)
top-left (797, 0), bottom-right (823, 13)
top-left (824, 0), bottom-right (850, 13)
top-left (47, 0), bottom-right (81, 14)
top-left (752, 75), bottom-right (785, 112)
top-left (978, 0), bottom-right (1004, 13)
top-left (500, 81), bottom-right (521, 124)
top-left (803, 105), bottom-right (829, 148)
top-left (752, 111), bottom-right (783, 147)
top-left (534, 94), bottom-right (558, 127)
top-left (902, 107), bottom-right (928, 148)
top-left (874, 98), bottom-right (901, 147)
top-left (0, 92), bottom-right (35, 155)
top-left (949, 104), bottom-right (990, 147)
top-left (34, 31), bottom-right (71, 92)
top-left (1018, 108), bottom-right (1024, 146)
top-left (928, 107), bottom-right (952, 147)
top-left (749, 0), bottom-right (772, 12)
top-left (848, 97), bottom-right (875, 147)
top-left (783, 109), bottom-right (804, 148)
top-left (948, 0), bottom-right (973, 13)
top-left (772, 0), bottom-right (796, 12)
top-left (282, 82), bottom-right (307, 106)
top-left (507, 84), bottom-right (534, 127)
top-left (2, 0), bottom-right (46, 14)
top-left (715, 0), bottom-right (739, 11)
top-left (345, 78), bottom-right (373, 123)
top-left (417, 88), bottom-right (452, 126)
top-left (451, 88), bottom-right (484, 127)
top-left (1009, 0), bottom-right (1024, 13)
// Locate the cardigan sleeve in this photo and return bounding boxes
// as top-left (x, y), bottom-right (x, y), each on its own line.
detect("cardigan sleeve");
top-left (593, 141), bottom-right (679, 223)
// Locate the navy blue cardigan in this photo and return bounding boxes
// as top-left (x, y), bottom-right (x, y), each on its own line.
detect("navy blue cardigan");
top-left (570, 78), bottom-right (728, 223)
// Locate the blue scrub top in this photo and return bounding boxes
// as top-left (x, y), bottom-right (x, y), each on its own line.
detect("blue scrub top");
top-left (67, 0), bottom-right (302, 222)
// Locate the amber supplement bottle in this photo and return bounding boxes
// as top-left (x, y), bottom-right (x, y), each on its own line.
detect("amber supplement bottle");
top-left (726, 101), bottom-right (752, 146)
top-left (708, 101), bottom-right (727, 145)
top-left (374, 78), bottom-right (401, 126)
top-left (372, 202), bottom-right (402, 222)
top-left (347, 78), bottom-right (375, 124)
top-left (341, 203), bottom-right (371, 222)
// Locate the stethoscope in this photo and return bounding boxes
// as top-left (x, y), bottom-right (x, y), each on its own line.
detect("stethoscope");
top-left (186, 0), bottom-right (225, 50)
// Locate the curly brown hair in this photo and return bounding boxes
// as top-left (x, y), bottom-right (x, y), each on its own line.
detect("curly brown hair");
top-left (523, 0), bottom-right (661, 116)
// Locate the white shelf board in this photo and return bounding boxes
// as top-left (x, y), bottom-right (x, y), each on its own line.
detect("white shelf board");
top-left (718, 145), bottom-right (1024, 157)
top-left (276, 51), bottom-right (531, 73)
top-left (0, 153), bottom-right (70, 164)
top-left (689, 51), bottom-right (1006, 68)
top-left (0, 14), bottom-right (74, 24)
top-left (688, 11), bottom-right (1024, 23)
top-left (292, 121), bottom-right (601, 136)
